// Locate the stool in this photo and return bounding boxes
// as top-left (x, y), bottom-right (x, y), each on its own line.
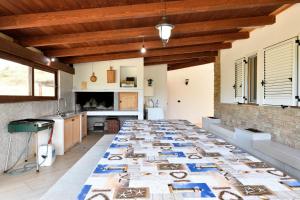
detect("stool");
top-left (106, 117), bottom-right (120, 133)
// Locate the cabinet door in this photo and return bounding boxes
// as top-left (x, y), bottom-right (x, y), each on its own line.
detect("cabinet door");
top-left (64, 118), bottom-right (73, 152)
top-left (72, 116), bottom-right (81, 145)
top-left (119, 92), bottom-right (138, 111)
top-left (81, 113), bottom-right (88, 138)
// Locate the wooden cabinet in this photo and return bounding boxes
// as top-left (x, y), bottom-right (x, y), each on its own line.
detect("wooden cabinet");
top-left (64, 118), bottom-right (73, 152)
top-left (64, 115), bottom-right (81, 152)
top-left (72, 116), bottom-right (80, 144)
top-left (119, 92), bottom-right (138, 111)
top-left (81, 113), bottom-right (88, 138)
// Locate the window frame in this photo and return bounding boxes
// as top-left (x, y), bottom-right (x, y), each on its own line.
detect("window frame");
top-left (246, 54), bottom-right (258, 104)
top-left (234, 58), bottom-right (246, 103)
top-left (234, 54), bottom-right (259, 105)
top-left (0, 53), bottom-right (58, 103)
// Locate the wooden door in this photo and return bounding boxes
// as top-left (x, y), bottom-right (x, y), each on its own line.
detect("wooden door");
top-left (64, 118), bottom-right (73, 152)
top-left (72, 116), bottom-right (81, 145)
top-left (81, 113), bottom-right (88, 138)
top-left (119, 92), bottom-right (138, 111)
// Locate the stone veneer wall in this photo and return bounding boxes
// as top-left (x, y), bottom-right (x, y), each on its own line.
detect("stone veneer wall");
top-left (214, 54), bottom-right (300, 150)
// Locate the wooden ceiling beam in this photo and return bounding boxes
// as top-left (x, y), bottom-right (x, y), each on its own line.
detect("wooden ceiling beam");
top-left (0, 37), bottom-right (74, 74)
top-left (20, 16), bottom-right (273, 47)
top-left (61, 42), bottom-right (231, 64)
top-left (0, 0), bottom-right (295, 30)
top-left (45, 32), bottom-right (248, 57)
top-left (168, 57), bottom-right (216, 71)
top-left (145, 51), bottom-right (218, 64)
top-left (145, 57), bottom-right (213, 66)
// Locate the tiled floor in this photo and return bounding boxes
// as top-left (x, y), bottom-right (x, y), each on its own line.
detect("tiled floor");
top-left (41, 134), bottom-right (115, 200)
top-left (0, 133), bottom-right (103, 200)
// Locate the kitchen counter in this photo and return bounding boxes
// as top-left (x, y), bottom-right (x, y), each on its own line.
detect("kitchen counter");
top-left (42, 111), bottom-right (87, 155)
top-left (43, 111), bottom-right (85, 120)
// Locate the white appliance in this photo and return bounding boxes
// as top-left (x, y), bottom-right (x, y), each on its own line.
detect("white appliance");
top-left (38, 144), bottom-right (56, 167)
top-left (146, 107), bottom-right (164, 120)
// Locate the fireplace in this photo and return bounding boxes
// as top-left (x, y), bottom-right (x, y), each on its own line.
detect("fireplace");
top-left (75, 92), bottom-right (114, 111)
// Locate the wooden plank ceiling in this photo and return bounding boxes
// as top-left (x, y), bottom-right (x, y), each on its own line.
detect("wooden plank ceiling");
top-left (0, 0), bottom-right (296, 70)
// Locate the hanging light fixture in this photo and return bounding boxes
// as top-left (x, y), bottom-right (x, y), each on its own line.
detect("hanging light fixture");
top-left (155, 0), bottom-right (174, 47)
top-left (140, 36), bottom-right (147, 54)
top-left (140, 45), bottom-right (146, 54)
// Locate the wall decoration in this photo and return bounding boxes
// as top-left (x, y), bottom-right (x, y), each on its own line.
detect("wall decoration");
top-left (90, 63), bottom-right (97, 82)
top-left (90, 72), bottom-right (97, 82)
top-left (147, 78), bottom-right (153, 86)
top-left (80, 81), bottom-right (87, 89)
top-left (185, 79), bottom-right (189, 85)
top-left (107, 66), bottom-right (116, 83)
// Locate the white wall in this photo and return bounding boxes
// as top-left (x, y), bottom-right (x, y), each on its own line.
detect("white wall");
top-left (144, 64), bottom-right (168, 115)
top-left (167, 63), bottom-right (214, 125)
top-left (73, 58), bottom-right (144, 90)
top-left (221, 4), bottom-right (300, 104)
top-left (73, 58), bottom-right (144, 119)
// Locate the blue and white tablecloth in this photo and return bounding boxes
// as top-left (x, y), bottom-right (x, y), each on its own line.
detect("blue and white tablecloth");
top-left (78, 120), bottom-right (300, 200)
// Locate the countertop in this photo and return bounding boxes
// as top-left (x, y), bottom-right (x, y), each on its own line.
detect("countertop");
top-left (42, 111), bottom-right (86, 120)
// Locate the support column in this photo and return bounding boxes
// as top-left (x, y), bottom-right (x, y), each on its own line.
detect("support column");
top-left (214, 52), bottom-right (221, 118)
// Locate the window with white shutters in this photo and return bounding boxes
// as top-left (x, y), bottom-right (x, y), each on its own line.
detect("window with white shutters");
top-left (234, 58), bottom-right (246, 103)
top-left (263, 37), bottom-right (299, 106)
top-left (247, 54), bottom-right (258, 103)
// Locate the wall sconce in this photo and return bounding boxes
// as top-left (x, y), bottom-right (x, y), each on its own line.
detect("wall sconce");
top-left (185, 79), bottom-right (189, 85)
top-left (147, 79), bottom-right (153, 86)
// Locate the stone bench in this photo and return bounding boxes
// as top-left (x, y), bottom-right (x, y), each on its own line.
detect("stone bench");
top-left (202, 117), bottom-right (234, 140)
top-left (202, 117), bottom-right (221, 130)
top-left (234, 128), bottom-right (271, 141)
top-left (202, 117), bottom-right (300, 180)
top-left (253, 140), bottom-right (300, 172)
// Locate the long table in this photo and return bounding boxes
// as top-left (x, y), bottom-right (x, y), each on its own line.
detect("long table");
top-left (77, 120), bottom-right (300, 200)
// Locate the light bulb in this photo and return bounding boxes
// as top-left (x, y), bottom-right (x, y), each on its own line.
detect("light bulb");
top-left (140, 45), bottom-right (146, 54)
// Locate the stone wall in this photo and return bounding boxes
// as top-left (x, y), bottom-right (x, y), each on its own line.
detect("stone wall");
top-left (214, 54), bottom-right (300, 150)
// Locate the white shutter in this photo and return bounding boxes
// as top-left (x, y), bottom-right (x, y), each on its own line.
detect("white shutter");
top-left (263, 37), bottom-right (298, 106)
top-left (298, 37), bottom-right (300, 106)
top-left (234, 58), bottom-right (246, 103)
